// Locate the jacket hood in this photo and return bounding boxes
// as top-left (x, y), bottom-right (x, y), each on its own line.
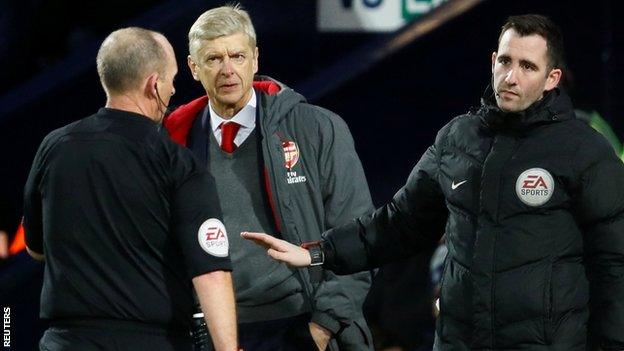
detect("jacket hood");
top-left (163, 75), bottom-right (305, 146)
top-left (254, 75), bottom-right (306, 134)
top-left (479, 85), bottom-right (575, 132)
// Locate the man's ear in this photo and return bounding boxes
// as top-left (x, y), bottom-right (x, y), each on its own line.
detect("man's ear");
top-left (253, 47), bottom-right (259, 74)
top-left (188, 56), bottom-right (199, 81)
top-left (545, 68), bottom-right (562, 91)
top-left (491, 52), bottom-right (497, 74)
top-left (145, 73), bottom-right (159, 98)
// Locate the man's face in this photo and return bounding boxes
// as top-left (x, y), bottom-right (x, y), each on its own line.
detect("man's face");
top-left (154, 36), bottom-right (178, 123)
top-left (188, 32), bottom-right (258, 117)
top-left (159, 47), bottom-right (178, 106)
top-left (491, 29), bottom-right (561, 112)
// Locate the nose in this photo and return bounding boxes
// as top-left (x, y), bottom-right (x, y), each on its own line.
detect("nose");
top-left (504, 68), bottom-right (518, 85)
top-left (221, 57), bottom-right (234, 75)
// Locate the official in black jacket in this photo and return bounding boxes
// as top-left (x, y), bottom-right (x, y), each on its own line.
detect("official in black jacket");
top-left (242, 14), bottom-right (624, 351)
top-left (24, 27), bottom-right (238, 351)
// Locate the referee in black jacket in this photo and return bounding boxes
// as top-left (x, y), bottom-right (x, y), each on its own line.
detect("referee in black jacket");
top-left (23, 27), bottom-right (239, 351)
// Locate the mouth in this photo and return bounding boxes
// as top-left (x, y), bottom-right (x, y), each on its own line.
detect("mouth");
top-left (218, 82), bottom-right (239, 91)
top-left (498, 89), bottom-right (519, 98)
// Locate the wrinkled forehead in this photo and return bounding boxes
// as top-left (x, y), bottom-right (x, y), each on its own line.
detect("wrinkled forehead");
top-left (193, 32), bottom-right (254, 57)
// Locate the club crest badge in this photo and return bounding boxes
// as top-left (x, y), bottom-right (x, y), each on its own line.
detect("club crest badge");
top-left (282, 141), bottom-right (299, 169)
top-left (197, 218), bottom-right (229, 257)
top-left (515, 168), bottom-right (554, 207)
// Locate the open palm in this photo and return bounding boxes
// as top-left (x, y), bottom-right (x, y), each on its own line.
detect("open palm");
top-left (241, 232), bottom-right (312, 267)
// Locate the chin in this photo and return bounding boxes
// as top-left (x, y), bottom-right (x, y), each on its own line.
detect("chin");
top-left (217, 94), bottom-right (242, 104)
top-left (498, 104), bottom-right (522, 113)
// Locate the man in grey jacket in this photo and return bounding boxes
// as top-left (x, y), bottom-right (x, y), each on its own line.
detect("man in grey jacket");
top-left (164, 4), bottom-right (373, 351)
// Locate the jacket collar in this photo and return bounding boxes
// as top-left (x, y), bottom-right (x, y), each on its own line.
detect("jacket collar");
top-left (164, 78), bottom-right (282, 146)
top-left (479, 85), bottom-right (575, 132)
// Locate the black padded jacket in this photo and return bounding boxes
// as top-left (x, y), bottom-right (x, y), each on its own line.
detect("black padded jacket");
top-left (323, 87), bottom-right (624, 351)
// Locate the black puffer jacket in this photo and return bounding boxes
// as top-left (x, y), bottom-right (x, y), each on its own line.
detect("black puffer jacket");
top-left (323, 87), bottom-right (624, 350)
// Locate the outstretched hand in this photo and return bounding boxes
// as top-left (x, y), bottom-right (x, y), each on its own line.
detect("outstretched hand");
top-left (240, 232), bottom-right (312, 267)
top-left (0, 231), bottom-right (8, 259)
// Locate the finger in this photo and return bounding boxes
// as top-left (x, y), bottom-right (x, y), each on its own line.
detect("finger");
top-left (241, 231), bottom-right (275, 244)
top-left (267, 248), bottom-right (288, 262)
top-left (242, 232), bottom-right (291, 252)
top-left (249, 239), bottom-right (271, 249)
top-left (241, 232), bottom-right (273, 247)
top-left (240, 236), bottom-right (271, 249)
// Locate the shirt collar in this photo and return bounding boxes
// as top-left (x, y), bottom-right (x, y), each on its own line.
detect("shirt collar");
top-left (208, 89), bottom-right (256, 132)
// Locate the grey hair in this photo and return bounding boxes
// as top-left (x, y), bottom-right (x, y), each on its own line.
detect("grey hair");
top-left (188, 4), bottom-right (257, 61)
top-left (96, 27), bottom-right (167, 94)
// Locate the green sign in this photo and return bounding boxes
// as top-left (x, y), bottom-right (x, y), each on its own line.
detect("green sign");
top-left (402, 0), bottom-right (448, 21)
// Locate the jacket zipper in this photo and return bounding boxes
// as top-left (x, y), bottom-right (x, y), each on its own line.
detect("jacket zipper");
top-left (489, 135), bottom-right (520, 349)
top-left (261, 125), bottom-right (316, 313)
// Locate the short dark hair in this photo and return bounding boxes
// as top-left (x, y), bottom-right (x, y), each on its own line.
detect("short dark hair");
top-left (499, 14), bottom-right (565, 71)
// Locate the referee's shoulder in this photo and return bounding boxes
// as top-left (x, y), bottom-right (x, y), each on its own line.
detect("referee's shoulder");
top-left (38, 117), bottom-right (86, 152)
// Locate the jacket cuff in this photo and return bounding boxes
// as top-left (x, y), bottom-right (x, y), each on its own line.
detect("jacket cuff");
top-left (310, 311), bottom-right (345, 335)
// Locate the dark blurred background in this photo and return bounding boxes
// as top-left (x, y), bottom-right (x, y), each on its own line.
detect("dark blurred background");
top-left (1, 0), bottom-right (620, 350)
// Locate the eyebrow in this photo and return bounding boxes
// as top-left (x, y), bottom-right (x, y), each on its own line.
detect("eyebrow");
top-left (227, 50), bottom-right (246, 56)
top-left (497, 55), bottom-right (540, 70)
top-left (519, 59), bottom-right (539, 70)
top-left (203, 48), bottom-right (247, 55)
top-left (202, 52), bottom-right (220, 59)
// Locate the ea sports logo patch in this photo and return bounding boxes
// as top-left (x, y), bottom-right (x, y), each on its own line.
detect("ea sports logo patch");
top-left (282, 141), bottom-right (299, 169)
top-left (197, 219), bottom-right (229, 257)
top-left (515, 168), bottom-right (554, 207)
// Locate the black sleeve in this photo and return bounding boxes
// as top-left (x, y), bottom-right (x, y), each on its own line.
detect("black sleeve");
top-left (23, 137), bottom-right (48, 254)
top-left (323, 140), bottom-right (448, 275)
top-left (171, 153), bottom-right (232, 279)
top-left (574, 136), bottom-right (624, 350)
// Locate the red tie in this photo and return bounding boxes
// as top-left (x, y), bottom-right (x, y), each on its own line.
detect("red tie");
top-left (220, 122), bottom-right (241, 153)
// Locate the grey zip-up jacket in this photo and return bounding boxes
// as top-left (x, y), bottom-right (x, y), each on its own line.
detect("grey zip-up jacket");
top-left (164, 76), bottom-right (374, 350)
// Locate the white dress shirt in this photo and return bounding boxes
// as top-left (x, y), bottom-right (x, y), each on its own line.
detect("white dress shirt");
top-left (208, 90), bottom-right (257, 147)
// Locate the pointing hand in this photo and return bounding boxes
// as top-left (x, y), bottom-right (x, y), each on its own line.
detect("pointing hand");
top-left (240, 232), bottom-right (312, 267)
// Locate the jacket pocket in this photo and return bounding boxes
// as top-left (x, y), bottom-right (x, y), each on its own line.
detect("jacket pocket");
top-left (438, 257), bottom-right (472, 340)
top-left (335, 318), bottom-right (373, 350)
top-left (494, 259), bottom-right (549, 326)
top-left (436, 257), bottom-right (450, 337)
